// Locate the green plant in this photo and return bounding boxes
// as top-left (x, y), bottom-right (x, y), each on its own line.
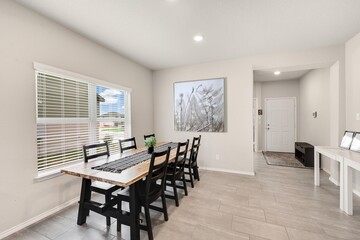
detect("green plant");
top-left (144, 136), bottom-right (156, 148)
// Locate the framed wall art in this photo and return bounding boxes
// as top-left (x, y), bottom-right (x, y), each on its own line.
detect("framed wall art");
top-left (350, 132), bottom-right (360, 152)
top-left (174, 77), bottom-right (225, 132)
top-left (340, 131), bottom-right (355, 149)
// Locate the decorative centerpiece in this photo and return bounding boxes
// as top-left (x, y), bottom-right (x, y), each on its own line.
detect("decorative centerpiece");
top-left (144, 136), bottom-right (156, 154)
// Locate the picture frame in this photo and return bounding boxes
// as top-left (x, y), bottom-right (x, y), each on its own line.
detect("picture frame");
top-left (340, 131), bottom-right (355, 149)
top-left (173, 77), bottom-right (225, 132)
top-left (350, 132), bottom-right (360, 152)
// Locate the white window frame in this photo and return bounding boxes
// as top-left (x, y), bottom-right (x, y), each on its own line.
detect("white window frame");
top-left (34, 62), bottom-right (132, 180)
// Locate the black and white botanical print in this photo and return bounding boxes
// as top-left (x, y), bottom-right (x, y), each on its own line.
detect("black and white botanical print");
top-left (174, 78), bottom-right (225, 132)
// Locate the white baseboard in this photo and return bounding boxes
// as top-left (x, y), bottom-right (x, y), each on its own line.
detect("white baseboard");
top-left (321, 167), bottom-right (341, 186)
top-left (201, 167), bottom-right (255, 176)
top-left (323, 169), bottom-right (360, 197)
top-left (353, 189), bottom-right (360, 198)
top-left (329, 176), bottom-right (340, 186)
top-left (0, 197), bottom-right (78, 239)
top-left (322, 167), bottom-right (331, 175)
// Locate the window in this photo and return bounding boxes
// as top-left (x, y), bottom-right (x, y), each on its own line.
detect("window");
top-left (36, 64), bottom-right (131, 172)
top-left (96, 85), bottom-right (130, 154)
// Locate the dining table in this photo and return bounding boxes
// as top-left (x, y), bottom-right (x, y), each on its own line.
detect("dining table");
top-left (61, 142), bottom-right (179, 240)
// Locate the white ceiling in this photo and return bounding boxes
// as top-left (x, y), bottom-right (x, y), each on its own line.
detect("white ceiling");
top-left (254, 69), bottom-right (311, 82)
top-left (15, 0), bottom-right (360, 70)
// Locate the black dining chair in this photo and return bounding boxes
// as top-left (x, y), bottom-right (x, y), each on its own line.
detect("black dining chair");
top-left (144, 133), bottom-right (155, 140)
top-left (165, 140), bottom-right (189, 207)
top-left (117, 147), bottom-right (171, 240)
top-left (184, 135), bottom-right (201, 188)
top-left (119, 137), bottom-right (137, 153)
top-left (82, 142), bottom-right (121, 226)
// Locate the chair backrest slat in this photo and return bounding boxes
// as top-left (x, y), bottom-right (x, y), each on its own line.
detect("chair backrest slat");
top-left (189, 135), bottom-right (201, 165)
top-left (144, 133), bottom-right (155, 140)
top-left (83, 142), bottom-right (110, 163)
top-left (119, 137), bottom-right (137, 153)
top-left (173, 140), bottom-right (189, 170)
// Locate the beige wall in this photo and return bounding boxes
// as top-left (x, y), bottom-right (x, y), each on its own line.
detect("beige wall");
top-left (346, 32), bottom-right (360, 192)
top-left (346, 33), bottom-right (360, 131)
top-left (299, 68), bottom-right (330, 144)
top-left (298, 68), bottom-right (331, 172)
top-left (153, 45), bottom-right (344, 175)
top-left (0, 0), bottom-right (152, 234)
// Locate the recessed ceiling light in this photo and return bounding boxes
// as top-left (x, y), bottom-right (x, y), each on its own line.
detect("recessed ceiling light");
top-left (274, 71), bottom-right (281, 75)
top-left (193, 35), bottom-right (204, 42)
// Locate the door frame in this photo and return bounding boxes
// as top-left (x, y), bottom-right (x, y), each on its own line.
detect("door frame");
top-left (253, 98), bottom-right (259, 152)
top-left (264, 97), bottom-right (297, 152)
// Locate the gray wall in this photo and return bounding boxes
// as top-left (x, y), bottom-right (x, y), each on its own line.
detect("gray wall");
top-left (0, 0), bottom-right (152, 234)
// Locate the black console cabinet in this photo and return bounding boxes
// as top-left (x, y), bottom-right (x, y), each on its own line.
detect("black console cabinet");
top-left (295, 142), bottom-right (314, 167)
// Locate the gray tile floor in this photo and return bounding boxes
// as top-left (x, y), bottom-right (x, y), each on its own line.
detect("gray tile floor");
top-left (4, 153), bottom-right (360, 240)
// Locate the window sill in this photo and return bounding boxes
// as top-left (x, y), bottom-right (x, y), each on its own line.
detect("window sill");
top-left (35, 169), bottom-right (64, 182)
top-left (35, 160), bottom-right (83, 182)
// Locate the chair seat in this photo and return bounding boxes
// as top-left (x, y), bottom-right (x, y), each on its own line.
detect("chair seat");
top-left (90, 181), bottom-right (121, 194)
top-left (116, 181), bottom-right (163, 205)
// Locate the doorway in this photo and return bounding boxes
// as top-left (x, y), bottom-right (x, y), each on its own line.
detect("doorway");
top-left (265, 97), bottom-right (296, 153)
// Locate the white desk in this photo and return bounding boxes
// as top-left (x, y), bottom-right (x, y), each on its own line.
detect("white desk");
top-left (315, 146), bottom-right (360, 215)
top-left (314, 146), bottom-right (345, 210)
top-left (344, 152), bottom-right (360, 215)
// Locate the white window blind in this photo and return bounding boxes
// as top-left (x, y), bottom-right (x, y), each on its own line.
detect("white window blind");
top-left (36, 69), bottom-right (131, 172)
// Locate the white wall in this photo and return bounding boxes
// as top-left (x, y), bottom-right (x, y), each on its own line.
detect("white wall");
top-left (345, 32), bottom-right (360, 192)
top-left (299, 68), bottom-right (330, 144)
top-left (253, 82), bottom-right (261, 152)
top-left (256, 79), bottom-right (300, 151)
top-left (153, 45), bottom-right (344, 176)
top-left (298, 68), bottom-right (331, 172)
top-left (0, 0), bottom-right (152, 234)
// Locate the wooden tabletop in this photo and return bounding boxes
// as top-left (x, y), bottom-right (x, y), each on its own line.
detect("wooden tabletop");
top-left (61, 143), bottom-right (178, 187)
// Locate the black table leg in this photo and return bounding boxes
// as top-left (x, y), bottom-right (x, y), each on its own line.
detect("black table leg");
top-left (77, 178), bottom-right (91, 225)
top-left (129, 183), bottom-right (140, 240)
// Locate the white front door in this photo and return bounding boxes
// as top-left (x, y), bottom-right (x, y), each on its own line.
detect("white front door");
top-left (265, 98), bottom-right (295, 153)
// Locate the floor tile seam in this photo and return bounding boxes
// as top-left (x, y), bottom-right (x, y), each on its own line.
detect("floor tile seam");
top-left (266, 214), bottom-right (329, 235)
top-left (188, 223), bottom-right (207, 239)
top-left (284, 226), bottom-right (291, 240)
top-left (273, 191), bottom-right (341, 203)
top-left (263, 210), bottom-right (326, 225)
top-left (319, 222), bottom-right (360, 235)
top-left (30, 227), bottom-right (58, 240)
top-left (273, 194), bottom-right (340, 206)
top-left (24, 228), bottom-right (53, 240)
top-left (48, 224), bottom-right (83, 240)
top-left (232, 216), bottom-right (289, 240)
top-left (228, 217), bottom-right (251, 240)
top-left (220, 204), bottom-right (267, 222)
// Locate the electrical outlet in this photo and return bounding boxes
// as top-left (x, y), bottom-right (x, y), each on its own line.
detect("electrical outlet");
top-left (215, 154), bottom-right (220, 160)
top-left (356, 113), bottom-right (360, 121)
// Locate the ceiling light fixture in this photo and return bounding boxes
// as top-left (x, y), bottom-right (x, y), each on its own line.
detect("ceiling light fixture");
top-left (274, 71), bottom-right (281, 75)
top-left (193, 35), bottom-right (204, 42)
